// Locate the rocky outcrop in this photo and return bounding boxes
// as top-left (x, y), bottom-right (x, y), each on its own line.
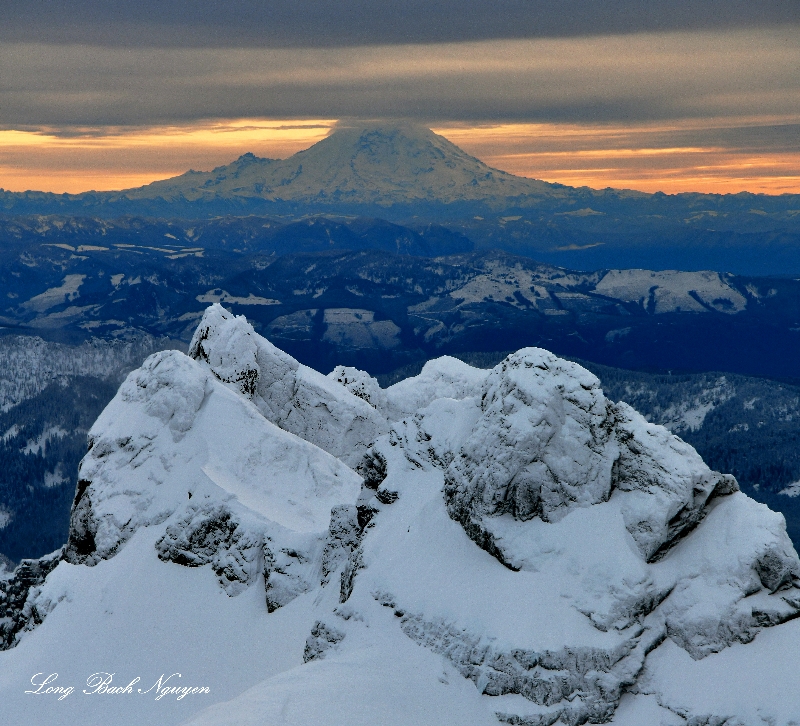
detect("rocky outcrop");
top-left (397, 608), bottom-right (643, 726)
top-left (444, 351), bottom-right (618, 530)
top-left (611, 402), bottom-right (739, 563)
top-left (189, 304), bottom-right (387, 466)
top-left (0, 549), bottom-right (62, 650)
top-left (5, 308), bottom-right (800, 726)
top-left (155, 504), bottom-right (265, 596)
top-left (321, 505), bottom-right (361, 585)
top-left (263, 529), bottom-right (322, 613)
top-left (442, 349), bottom-right (743, 566)
top-left (303, 621), bottom-right (345, 663)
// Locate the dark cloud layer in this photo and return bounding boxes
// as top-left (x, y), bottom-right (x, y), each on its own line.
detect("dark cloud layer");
top-left (1, 32), bottom-right (797, 126)
top-left (1, 0), bottom-right (798, 48)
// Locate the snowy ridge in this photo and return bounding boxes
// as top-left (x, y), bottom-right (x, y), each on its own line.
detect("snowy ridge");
top-left (328, 355), bottom-right (488, 421)
top-left (64, 348), bottom-right (361, 601)
top-left (188, 304), bottom-right (387, 466)
top-left (1, 305), bottom-right (798, 726)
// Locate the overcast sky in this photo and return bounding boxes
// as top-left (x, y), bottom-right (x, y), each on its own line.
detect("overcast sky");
top-left (1, 1), bottom-right (798, 194)
top-left (2, 0), bottom-right (797, 47)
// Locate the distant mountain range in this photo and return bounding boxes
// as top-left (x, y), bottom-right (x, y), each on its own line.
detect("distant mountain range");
top-left (3, 123), bottom-right (800, 274)
top-left (2, 122), bottom-right (797, 216)
top-left (0, 214), bottom-right (473, 258)
top-left (126, 124), bottom-right (561, 207)
top-left (2, 238), bottom-right (799, 382)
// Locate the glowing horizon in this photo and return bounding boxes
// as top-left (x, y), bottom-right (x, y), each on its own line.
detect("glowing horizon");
top-left (1, 116), bottom-right (798, 196)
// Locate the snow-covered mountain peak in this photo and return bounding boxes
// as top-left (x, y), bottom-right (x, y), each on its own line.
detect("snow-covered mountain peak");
top-left (2, 307), bottom-right (800, 726)
top-left (439, 346), bottom-right (754, 572)
top-left (480, 346), bottom-right (603, 408)
top-left (189, 302), bottom-right (289, 396)
top-left (444, 347), bottom-right (617, 532)
top-left (294, 122), bottom-right (489, 178)
top-left (64, 346), bottom-right (361, 570)
top-left (189, 303), bottom-right (387, 466)
top-left (118, 123), bottom-right (557, 206)
top-left (327, 365), bottom-right (387, 410)
top-left (383, 354), bottom-right (489, 418)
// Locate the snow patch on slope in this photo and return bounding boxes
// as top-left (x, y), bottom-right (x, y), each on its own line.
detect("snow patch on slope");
top-left (21, 274), bottom-right (85, 313)
top-left (780, 480), bottom-right (800, 497)
top-left (595, 270), bottom-right (747, 314)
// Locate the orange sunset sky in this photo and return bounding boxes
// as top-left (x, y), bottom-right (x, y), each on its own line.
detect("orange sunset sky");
top-left (1, 116), bottom-right (798, 196)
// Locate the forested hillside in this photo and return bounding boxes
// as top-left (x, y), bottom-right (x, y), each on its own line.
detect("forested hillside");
top-left (0, 334), bottom-right (178, 563)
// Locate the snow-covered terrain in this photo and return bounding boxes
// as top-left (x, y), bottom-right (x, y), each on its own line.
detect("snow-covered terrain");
top-left (1, 304), bottom-right (798, 726)
top-left (594, 270), bottom-right (747, 314)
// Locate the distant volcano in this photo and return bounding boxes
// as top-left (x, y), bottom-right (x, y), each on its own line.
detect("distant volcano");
top-left (2, 122), bottom-right (798, 222)
top-left (123, 122), bottom-right (560, 206)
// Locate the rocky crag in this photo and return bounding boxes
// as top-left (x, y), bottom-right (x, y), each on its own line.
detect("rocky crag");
top-left (1, 303), bottom-right (798, 726)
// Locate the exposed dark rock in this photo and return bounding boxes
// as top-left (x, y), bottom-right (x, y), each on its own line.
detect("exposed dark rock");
top-left (63, 479), bottom-right (97, 565)
top-left (321, 505), bottom-right (361, 584)
top-left (303, 621), bottom-right (345, 663)
top-left (397, 607), bottom-right (639, 726)
top-left (357, 449), bottom-right (387, 490)
top-left (0, 548), bottom-right (62, 650)
top-left (156, 504), bottom-right (264, 595)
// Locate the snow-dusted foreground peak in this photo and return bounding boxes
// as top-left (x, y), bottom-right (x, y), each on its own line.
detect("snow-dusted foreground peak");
top-left (189, 303), bottom-right (387, 466)
top-left (1, 309), bottom-right (799, 726)
top-left (384, 354), bottom-right (489, 418)
top-left (444, 348), bottom-right (742, 563)
top-left (66, 349), bottom-right (361, 566)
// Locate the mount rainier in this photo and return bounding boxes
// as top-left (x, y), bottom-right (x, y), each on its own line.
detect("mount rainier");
top-left (1, 304), bottom-right (799, 726)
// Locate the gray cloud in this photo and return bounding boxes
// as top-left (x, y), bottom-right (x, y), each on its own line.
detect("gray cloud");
top-left (0, 1), bottom-right (797, 48)
top-left (1, 30), bottom-right (798, 126)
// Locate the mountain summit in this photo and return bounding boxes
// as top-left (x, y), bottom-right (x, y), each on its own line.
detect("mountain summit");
top-left (0, 123), bottom-right (566, 216)
top-left (125, 123), bottom-right (558, 206)
top-left (2, 304), bottom-right (799, 725)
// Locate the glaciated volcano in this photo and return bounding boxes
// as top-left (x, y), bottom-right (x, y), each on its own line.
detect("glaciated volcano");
top-left (122, 123), bottom-right (558, 206)
top-left (0, 124), bottom-right (565, 217)
top-left (1, 304), bottom-right (798, 726)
